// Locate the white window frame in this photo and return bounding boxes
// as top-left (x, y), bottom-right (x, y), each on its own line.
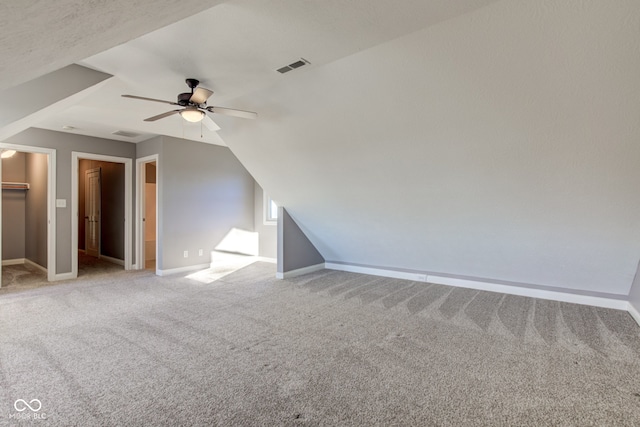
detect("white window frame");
top-left (263, 193), bottom-right (278, 225)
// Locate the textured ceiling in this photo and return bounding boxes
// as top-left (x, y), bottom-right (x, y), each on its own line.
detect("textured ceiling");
top-left (0, 0), bottom-right (500, 144)
top-left (0, 0), bottom-right (225, 91)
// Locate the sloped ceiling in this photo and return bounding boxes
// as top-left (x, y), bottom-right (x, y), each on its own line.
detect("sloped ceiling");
top-left (220, 0), bottom-right (640, 295)
top-left (0, 0), bottom-right (225, 91)
top-left (1, 0), bottom-right (500, 144)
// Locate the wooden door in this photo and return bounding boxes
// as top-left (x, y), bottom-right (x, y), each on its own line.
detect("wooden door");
top-left (85, 167), bottom-right (101, 257)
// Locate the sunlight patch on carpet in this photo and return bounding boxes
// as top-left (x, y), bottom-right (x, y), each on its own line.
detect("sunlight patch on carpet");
top-left (185, 251), bottom-right (259, 284)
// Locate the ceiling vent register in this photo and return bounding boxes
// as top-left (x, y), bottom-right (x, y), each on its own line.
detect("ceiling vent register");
top-left (277, 58), bottom-right (310, 74)
top-left (112, 130), bottom-right (141, 138)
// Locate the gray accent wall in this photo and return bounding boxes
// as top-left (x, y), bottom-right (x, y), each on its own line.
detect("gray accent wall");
top-left (25, 153), bottom-right (48, 268)
top-left (5, 128), bottom-right (136, 274)
top-left (630, 261), bottom-right (640, 311)
top-left (277, 207), bottom-right (324, 275)
top-left (1, 153), bottom-right (26, 260)
top-left (137, 136), bottom-right (256, 271)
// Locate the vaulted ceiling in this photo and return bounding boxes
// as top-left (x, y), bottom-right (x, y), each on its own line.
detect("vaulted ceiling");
top-left (0, 0), bottom-right (499, 143)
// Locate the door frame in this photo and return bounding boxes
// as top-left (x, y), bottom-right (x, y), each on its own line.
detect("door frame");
top-left (135, 155), bottom-right (159, 273)
top-left (71, 152), bottom-right (132, 277)
top-left (0, 142), bottom-right (57, 282)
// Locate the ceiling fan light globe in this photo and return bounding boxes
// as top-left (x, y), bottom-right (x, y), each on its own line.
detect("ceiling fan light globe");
top-left (180, 109), bottom-right (205, 123)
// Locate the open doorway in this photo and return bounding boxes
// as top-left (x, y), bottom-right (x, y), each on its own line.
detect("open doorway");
top-left (143, 162), bottom-right (157, 270)
top-left (72, 152), bottom-right (132, 279)
top-left (136, 155), bottom-right (158, 273)
top-left (77, 159), bottom-right (124, 276)
top-left (0, 143), bottom-right (56, 291)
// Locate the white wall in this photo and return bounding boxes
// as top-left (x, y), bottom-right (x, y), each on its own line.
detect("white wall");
top-left (253, 183), bottom-right (277, 259)
top-left (221, 0), bottom-right (640, 295)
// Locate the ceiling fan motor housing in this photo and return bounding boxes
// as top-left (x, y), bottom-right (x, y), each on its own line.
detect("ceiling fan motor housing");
top-left (177, 92), bottom-right (193, 106)
top-left (178, 78), bottom-right (204, 106)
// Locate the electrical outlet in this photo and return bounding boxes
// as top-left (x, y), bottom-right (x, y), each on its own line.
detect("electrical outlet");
top-left (417, 274), bottom-right (427, 282)
top-left (183, 250), bottom-right (188, 258)
top-left (198, 249), bottom-right (203, 256)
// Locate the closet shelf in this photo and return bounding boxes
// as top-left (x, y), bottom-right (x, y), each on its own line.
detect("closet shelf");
top-left (2, 182), bottom-right (29, 190)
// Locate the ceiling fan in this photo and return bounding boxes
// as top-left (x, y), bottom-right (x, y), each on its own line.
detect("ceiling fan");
top-left (122, 78), bottom-right (257, 131)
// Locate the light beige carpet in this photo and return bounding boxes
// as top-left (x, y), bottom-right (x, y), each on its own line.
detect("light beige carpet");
top-left (0, 253), bottom-right (123, 295)
top-left (186, 251), bottom-right (266, 284)
top-left (0, 262), bottom-right (639, 425)
top-left (0, 262), bottom-right (49, 294)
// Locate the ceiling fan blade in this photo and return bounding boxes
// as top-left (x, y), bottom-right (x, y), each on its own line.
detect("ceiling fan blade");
top-left (207, 106), bottom-right (258, 119)
top-left (122, 94), bottom-right (179, 105)
top-left (202, 115), bottom-right (220, 131)
top-left (144, 110), bottom-right (181, 122)
top-left (190, 87), bottom-right (213, 105)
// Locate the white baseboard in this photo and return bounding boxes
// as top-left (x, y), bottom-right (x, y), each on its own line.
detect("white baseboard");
top-left (157, 263), bottom-right (210, 277)
top-left (276, 263), bottom-right (325, 279)
top-left (52, 272), bottom-right (75, 281)
top-left (325, 262), bottom-right (629, 311)
top-left (325, 262), bottom-right (420, 282)
top-left (100, 254), bottom-right (125, 266)
top-left (628, 302), bottom-right (640, 327)
top-left (2, 258), bottom-right (25, 266)
top-left (24, 258), bottom-right (48, 274)
top-left (258, 257), bottom-right (277, 264)
top-left (428, 275), bottom-right (627, 310)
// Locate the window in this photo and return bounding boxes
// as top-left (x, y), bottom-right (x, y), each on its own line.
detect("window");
top-left (264, 194), bottom-right (278, 225)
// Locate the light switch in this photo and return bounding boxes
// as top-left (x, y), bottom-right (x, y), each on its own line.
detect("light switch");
top-left (56, 199), bottom-right (67, 208)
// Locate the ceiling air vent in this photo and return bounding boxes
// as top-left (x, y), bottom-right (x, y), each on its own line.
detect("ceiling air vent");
top-left (277, 58), bottom-right (310, 74)
top-left (112, 130), bottom-right (141, 138)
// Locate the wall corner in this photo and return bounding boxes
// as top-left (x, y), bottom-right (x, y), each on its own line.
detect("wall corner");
top-left (277, 207), bottom-right (325, 279)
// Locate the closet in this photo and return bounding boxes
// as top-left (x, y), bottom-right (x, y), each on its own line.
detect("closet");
top-left (1, 151), bottom-right (48, 274)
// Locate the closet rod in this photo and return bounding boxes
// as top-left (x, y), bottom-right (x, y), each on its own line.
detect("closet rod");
top-left (1, 182), bottom-right (30, 190)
